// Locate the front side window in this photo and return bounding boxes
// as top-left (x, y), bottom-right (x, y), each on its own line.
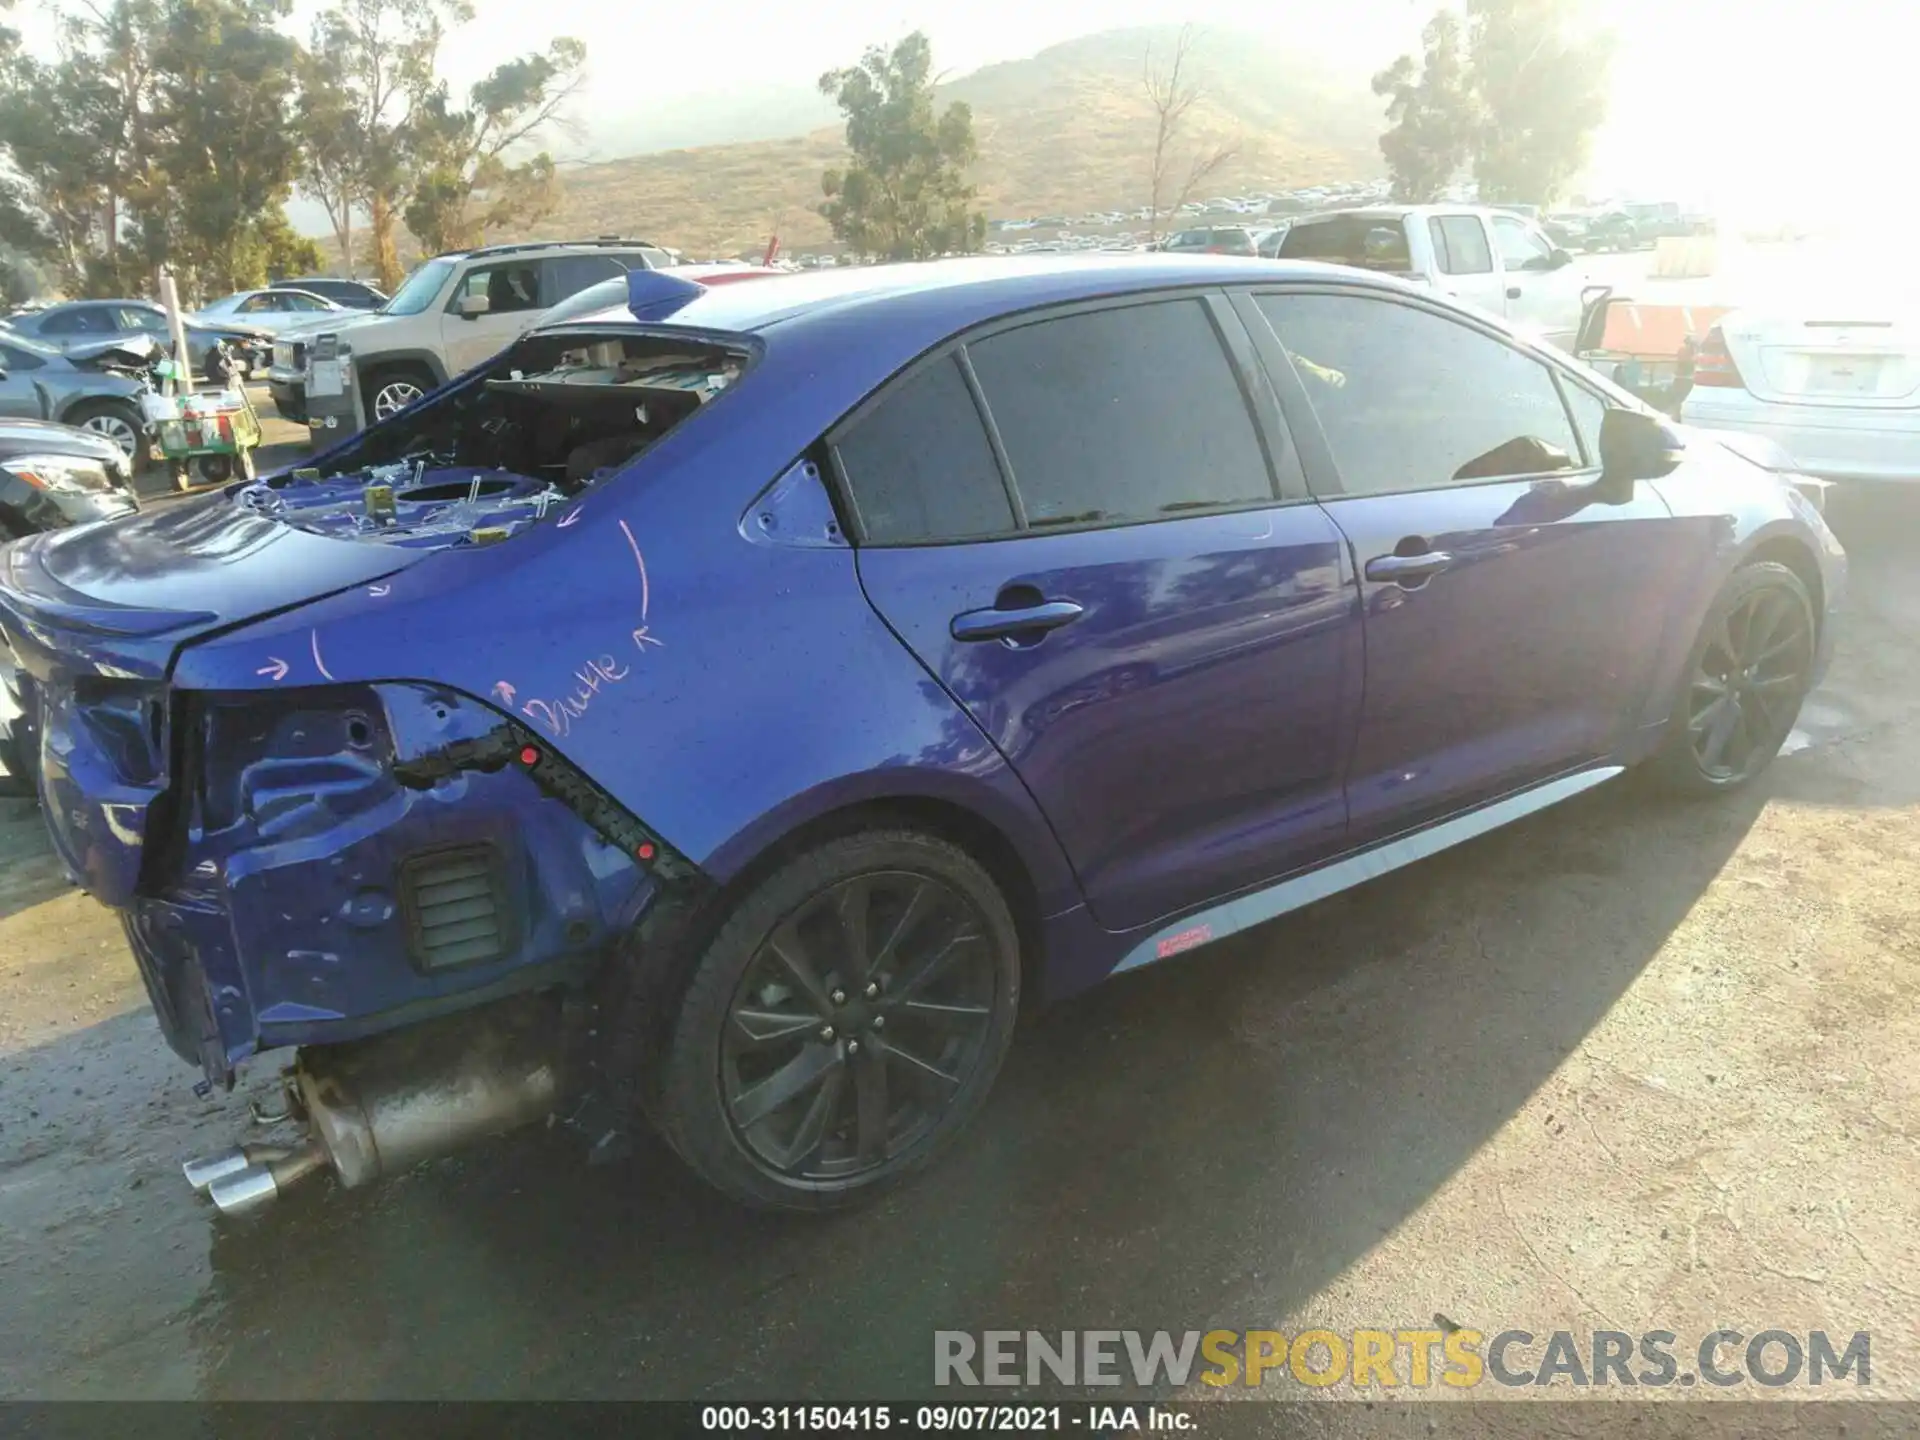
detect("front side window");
top-left (451, 263), bottom-right (541, 315)
top-left (0, 342), bottom-right (44, 370)
top-left (113, 306), bottom-right (168, 334)
top-left (1558, 379), bottom-right (1609, 467)
top-left (1492, 215), bottom-right (1555, 271)
top-left (236, 294), bottom-right (279, 314)
top-left (1259, 292), bottom-right (1580, 495)
top-left (967, 298), bottom-right (1274, 527)
top-left (1430, 216), bottom-right (1493, 275)
top-left (834, 353), bottom-right (1015, 545)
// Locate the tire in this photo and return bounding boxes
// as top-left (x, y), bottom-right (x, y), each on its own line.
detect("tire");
top-left (65, 400), bottom-right (146, 472)
top-left (363, 365), bottom-right (434, 424)
top-left (654, 828), bottom-right (1022, 1211)
top-left (1647, 561), bottom-right (1817, 796)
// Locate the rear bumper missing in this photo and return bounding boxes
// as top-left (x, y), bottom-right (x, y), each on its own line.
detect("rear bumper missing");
top-left (113, 683), bottom-right (697, 1088)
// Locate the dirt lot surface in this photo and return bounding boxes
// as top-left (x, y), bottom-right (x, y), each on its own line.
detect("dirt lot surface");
top-left (3, 294), bottom-right (1918, 1420)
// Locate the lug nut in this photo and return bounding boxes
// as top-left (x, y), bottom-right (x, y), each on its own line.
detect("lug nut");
top-left (830, 988), bottom-right (847, 1006)
top-left (847, 1039), bottom-right (861, 1055)
top-left (871, 1015), bottom-right (885, 1030)
top-left (864, 981), bottom-right (880, 999)
top-left (819, 1025), bottom-right (836, 1043)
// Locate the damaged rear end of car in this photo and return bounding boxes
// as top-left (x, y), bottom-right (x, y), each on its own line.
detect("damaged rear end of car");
top-left (0, 287), bottom-right (760, 1214)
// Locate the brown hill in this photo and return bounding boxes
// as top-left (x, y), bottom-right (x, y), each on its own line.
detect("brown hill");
top-left (535, 26), bottom-right (1382, 258)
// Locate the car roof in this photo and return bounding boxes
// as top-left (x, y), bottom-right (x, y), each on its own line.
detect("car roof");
top-left (551, 254), bottom-right (1358, 343)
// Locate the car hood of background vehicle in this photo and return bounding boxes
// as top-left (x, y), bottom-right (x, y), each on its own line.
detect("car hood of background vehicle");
top-left (0, 418), bottom-right (128, 464)
top-left (61, 333), bottom-right (161, 370)
top-left (277, 309), bottom-right (385, 341)
top-left (0, 493), bottom-right (425, 675)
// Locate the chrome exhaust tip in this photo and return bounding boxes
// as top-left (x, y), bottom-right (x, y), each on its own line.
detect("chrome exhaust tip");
top-left (197, 1140), bottom-right (327, 1216)
top-left (207, 1164), bottom-right (281, 1217)
top-left (183, 1148), bottom-right (252, 1192)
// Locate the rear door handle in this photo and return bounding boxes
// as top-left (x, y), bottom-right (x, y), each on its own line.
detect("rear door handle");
top-left (951, 600), bottom-right (1084, 644)
top-left (1364, 551), bottom-right (1454, 585)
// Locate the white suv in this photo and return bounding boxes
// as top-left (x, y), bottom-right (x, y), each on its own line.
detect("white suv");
top-left (268, 239), bottom-right (672, 427)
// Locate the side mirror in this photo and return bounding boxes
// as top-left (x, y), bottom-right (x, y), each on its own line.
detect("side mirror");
top-left (0, 365), bottom-right (9, 382)
top-left (1596, 407), bottom-right (1684, 499)
top-left (1549, 247), bottom-right (1573, 269)
top-left (454, 293), bottom-right (490, 320)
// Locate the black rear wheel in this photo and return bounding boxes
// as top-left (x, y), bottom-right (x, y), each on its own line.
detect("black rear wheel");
top-left (655, 829), bottom-right (1021, 1210)
top-left (1650, 561), bottom-right (1816, 795)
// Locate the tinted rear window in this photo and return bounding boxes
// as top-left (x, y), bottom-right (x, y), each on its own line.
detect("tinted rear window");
top-left (967, 299), bottom-right (1274, 527)
top-left (835, 355), bottom-right (1016, 544)
top-left (1277, 216), bottom-right (1413, 271)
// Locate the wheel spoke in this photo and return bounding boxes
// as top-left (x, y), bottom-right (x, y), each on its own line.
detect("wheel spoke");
top-left (777, 1064), bottom-right (847, 1172)
top-left (879, 1036), bottom-right (962, 1094)
top-left (1689, 692), bottom-right (1730, 734)
top-left (1751, 672), bottom-right (1802, 695)
top-left (731, 1041), bottom-right (839, 1129)
top-left (853, 1044), bottom-right (891, 1160)
top-left (1725, 704), bottom-right (1754, 770)
top-left (872, 880), bottom-right (935, 977)
top-left (731, 1006), bottom-right (824, 1051)
top-left (895, 998), bottom-right (992, 1031)
top-left (890, 923), bottom-right (981, 1003)
top-left (831, 878), bottom-right (876, 982)
top-left (1706, 615), bottom-right (1739, 668)
top-left (1740, 594), bottom-right (1786, 667)
top-left (1700, 697), bottom-right (1742, 769)
top-left (1755, 627), bottom-right (1805, 665)
top-left (765, 917), bottom-right (834, 1012)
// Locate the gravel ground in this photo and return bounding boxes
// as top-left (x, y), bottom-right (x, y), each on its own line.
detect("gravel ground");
top-left (2, 303), bottom-right (1918, 1415)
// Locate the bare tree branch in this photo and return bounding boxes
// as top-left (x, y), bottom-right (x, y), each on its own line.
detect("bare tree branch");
top-left (1143, 24), bottom-right (1226, 244)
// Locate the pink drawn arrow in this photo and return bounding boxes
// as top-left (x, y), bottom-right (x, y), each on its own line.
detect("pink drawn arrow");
top-left (257, 657), bottom-right (289, 681)
top-left (557, 507), bottom-right (583, 528)
top-left (493, 680), bottom-right (518, 706)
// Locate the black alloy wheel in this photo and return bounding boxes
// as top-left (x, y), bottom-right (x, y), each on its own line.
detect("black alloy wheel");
top-left (1657, 561), bottom-right (1816, 793)
top-left (722, 871), bottom-right (999, 1180)
top-left (656, 830), bottom-right (1021, 1210)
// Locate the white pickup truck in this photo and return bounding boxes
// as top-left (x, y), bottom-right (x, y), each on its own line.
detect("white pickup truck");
top-left (1276, 205), bottom-right (1588, 351)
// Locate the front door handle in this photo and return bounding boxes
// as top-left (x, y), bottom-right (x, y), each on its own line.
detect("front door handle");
top-left (1364, 551), bottom-right (1454, 585)
top-left (951, 599), bottom-right (1084, 644)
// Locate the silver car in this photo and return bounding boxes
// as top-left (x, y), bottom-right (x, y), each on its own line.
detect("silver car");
top-left (5, 298), bottom-right (273, 377)
top-left (0, 330), bottom-right (155, 464)
top-left (193, 287), bottom-right (347, 335)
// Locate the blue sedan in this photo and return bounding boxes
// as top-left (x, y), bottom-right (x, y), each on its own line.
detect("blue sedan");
top-left (0, 256), bottom-right (1844, 1214)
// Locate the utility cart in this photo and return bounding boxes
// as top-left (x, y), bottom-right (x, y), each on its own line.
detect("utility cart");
top-left (141, 370), bottom-right (265, 490)
top-left (1574, 284), bottom-right (1731, 418)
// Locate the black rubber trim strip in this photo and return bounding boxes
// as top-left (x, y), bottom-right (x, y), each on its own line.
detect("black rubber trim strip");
top-left (391, 721), bottom-right (701, 885)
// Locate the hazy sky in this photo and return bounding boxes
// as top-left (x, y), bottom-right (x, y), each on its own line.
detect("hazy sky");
top-left (14, 0), bottom-right (1902, 223)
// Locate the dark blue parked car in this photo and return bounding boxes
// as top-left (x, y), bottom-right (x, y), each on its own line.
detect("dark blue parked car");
top-left (0, 257), bottom-right (1845, 1215)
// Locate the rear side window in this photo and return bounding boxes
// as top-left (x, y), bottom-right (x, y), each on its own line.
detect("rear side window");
top-left (835, 355), bottom-right (1016, 544)
top-left (1430, 216), bottom-right (1493, 275)
top-left (545, 254), bottom-right (626, 301)
top-left (1278, 216), bottom-right (1412, 272)
top-left (1259, 292), bottom-right (1580, 495)
top-left (967, 299), bottom-right (1273, 527)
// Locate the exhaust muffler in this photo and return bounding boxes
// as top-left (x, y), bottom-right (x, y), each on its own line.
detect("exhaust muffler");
top-left (183, 995), bottom-right (563, 1215)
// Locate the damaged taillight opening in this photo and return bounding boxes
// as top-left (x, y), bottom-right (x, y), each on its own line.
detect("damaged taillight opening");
top-left (139, 682), bottom-right (704, 1212)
